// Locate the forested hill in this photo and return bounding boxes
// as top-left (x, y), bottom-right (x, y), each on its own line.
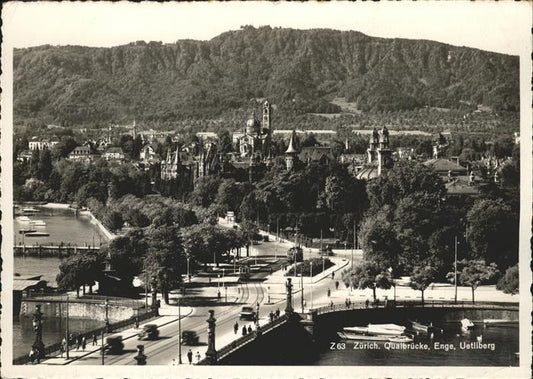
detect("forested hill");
top-left (14, 26), bottom-right (519, 127)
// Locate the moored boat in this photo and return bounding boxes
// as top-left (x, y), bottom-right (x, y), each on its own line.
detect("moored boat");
top-left (16, 216), bottom-right (32, 223)
top-left (19, 229), bottom-right (37, 234)
top-left (22, 207), bottom-right (39, 214)
top-left (29, 220), bottom-right (46, 226)
top-left (337, 332), bottom-right (391, 341)
top-left (343, 323), bottom-right (406, 336)
top-left (388, 335), bottom-right (414, 343)
top-left (25, 232), bottom-right (50, 237)
top-left (483, 319), bottom-right (518, 327)
top-left (461, 318), bottom-right (475, 331)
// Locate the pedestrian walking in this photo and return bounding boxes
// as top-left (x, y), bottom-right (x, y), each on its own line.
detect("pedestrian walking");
top-left (196, 351), bottom-right (201, 362)
top-left (269, 311), bottom-right (274, 322)
top-left (76, 335), bottom-right (81, 351)
top-left (187, 349), bottom-right (193, 365)
top-left (247, 325), bottom-right (252, 334)
top-left (217, 290), bottom-right (221, 301)
top-left (29, 349), bottom-right (36, 364)
top-left (234, 321), bottom-right (239, 334)
top-left (275, 308), bottom-right (280, 318)
top-left (327, 288), bottom-right (331, 298)
top-left (335, 281), bottom-right (339, 290)
top-left (92, 333), bottom-right (97, 346)
top-left (81, 336), bottom-right (86, 351)
top-left (242, 326), bottom-right (247, 336)
top-left (365, 299), bottom-right (369, 308)
top-left (59, 342), bottom-right (65, 358)
top-left (332, 272), bottom-right (335, 279)
top-left (135, 317), bottom-right (139, 329)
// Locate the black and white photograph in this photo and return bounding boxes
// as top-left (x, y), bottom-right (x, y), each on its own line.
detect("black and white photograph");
top-left (1, 2), bottom-right (531, 378)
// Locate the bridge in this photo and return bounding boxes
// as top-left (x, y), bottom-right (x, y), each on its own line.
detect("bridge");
top-left (14, 244), bottom-right (101, 257)
top-left (198, 294), bottom-right (518, 365)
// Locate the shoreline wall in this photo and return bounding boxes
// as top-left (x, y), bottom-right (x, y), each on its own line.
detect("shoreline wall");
top-left (79, 209), bottom-right (116, 241)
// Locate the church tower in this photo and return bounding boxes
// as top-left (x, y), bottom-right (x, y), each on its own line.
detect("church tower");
top-left (367, 127), bottom-right (379, 163)
top-left (262, 100), bottom-right (272, 156)
top-left (285, 130), bottom-right (299, 171)
top-left (377, 126), bottom-right (392, 176)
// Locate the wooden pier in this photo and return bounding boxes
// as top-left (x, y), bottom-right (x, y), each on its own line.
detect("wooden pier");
top-left (14, 244), bottom-right (101, 257)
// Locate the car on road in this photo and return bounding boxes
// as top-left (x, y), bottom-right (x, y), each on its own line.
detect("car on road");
top-left (138, 324), bottom-right (159, 340)
top-left (104, 336), bottom-right (124, 354)
top-left (181, 330), bottom-right (199, 345)
top-left (239, 306), bottom-right (256, 321)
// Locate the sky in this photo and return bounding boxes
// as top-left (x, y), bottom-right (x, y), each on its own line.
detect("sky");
top-left (2, 2), bottom-right (531, 56)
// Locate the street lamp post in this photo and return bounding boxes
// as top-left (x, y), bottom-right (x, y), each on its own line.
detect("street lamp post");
top-left (310, 262), bottom-right (313, 309)
top-left (105, 298), bottom-right (110, 333)
top-left (32, 304), bottom-right (45, 362)
top-left (454, 235), bottom-right (458, 304)
top-left (256, 302), bottom-right (260, 329)
top-left (300, 273), bottom-right (304, 313)
top-left (65, 294), bottom-right (69, 359)
top-left (276, 217), bottom-right (279, 242)
top-left (187, 255), bottom-right (191, 283)
top-left (178, 297), bottom-right (182, 364)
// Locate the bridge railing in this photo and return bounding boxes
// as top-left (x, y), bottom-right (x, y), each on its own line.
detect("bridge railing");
top-left (13, 309), bottom-right (157, 365)
top-left (313, 299), bottom-right (519, 315)
top-left (198, 313), bottom-right (290, 365)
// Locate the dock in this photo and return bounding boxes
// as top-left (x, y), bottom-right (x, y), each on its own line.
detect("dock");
top-left (14, 244), bottom-right (101, 257)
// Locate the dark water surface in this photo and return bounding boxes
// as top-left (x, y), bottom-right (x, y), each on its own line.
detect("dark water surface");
top-left (313, 324), bottom-right (519, 366)
top-left (13, 316), bottom-right (106, 358)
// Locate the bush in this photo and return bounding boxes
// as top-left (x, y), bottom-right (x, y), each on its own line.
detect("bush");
top-left (496, 264), bottom-right (518, 294)
top-left (287, 258), bottom-right (334, 277)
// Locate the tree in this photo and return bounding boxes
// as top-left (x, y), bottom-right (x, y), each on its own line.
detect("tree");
top-left (37, 148), bottom-right (53, 180)
top-left (189, 176), bottom-right (221, 207)
top-left (56, 251), bottom-right (103, 297)
top-left (466, 199), bottom-right (518, 270)
top-left (341, 261), bottom-right (392, 302)
top-left (409, 263), bottom-right (438, 304)
top-left (103, 210), bottom-right (124, 232)
top-left (496, 264), bottom-right (518, 295)
top-left (447, 259), bottom-right (499, 303)
top-left (143, 225), bottom-right (184, 304)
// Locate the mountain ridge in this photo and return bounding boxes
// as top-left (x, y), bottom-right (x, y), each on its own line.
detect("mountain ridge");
top-left (14, 26), bottom-right (519, 127)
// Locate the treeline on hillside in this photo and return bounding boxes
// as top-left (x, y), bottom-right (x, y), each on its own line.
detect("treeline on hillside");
top-left (14, 26), bottom-right (518, 127)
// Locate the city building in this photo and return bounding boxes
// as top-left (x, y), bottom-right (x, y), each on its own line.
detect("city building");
top-left (355, 127), bottom-right (393, 180)
top-left (67, 145), bottom-right (96, 163)
top-left (28, 137), bottom-right (59, 151)
top-left (103, 147), bottom-right (125, 161)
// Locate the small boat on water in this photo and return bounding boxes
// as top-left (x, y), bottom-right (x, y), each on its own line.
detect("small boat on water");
top-left (17, 216), bottom-right (32, 223)
top-left (25, 232), bottom-right (50, 237)
top-left (409, 320), bottom-right (443, 334)
top-left (388, 335), bottom-right (414, 343)
top-left (29, 220), bottom-right (46, 227)
top-left (19, 229), bottom-right (37, 234)
top-left (343, 323), bottom-right (406, 336)
top-left (483, 319), bottom-right (518, 327)
top-left (337, 332), bottom-right (391, 341)
top-left (461, 318), bottom-right (475, 331)
top-left (22, 207), bottom-right (39, 214)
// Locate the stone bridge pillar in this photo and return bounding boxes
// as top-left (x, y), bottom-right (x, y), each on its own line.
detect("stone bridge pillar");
top-left (300, 309), bottom-right (317, 340)
top-left (285, 278), bottom-right (294, 316)
top-left (205, 310), bottom-right (217, 364)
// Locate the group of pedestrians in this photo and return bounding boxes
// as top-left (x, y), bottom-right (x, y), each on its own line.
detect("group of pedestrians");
top-left (233, 322), bottom-right (254, 336)
top-left (268, 308), bottom-right (281, 322)
top-left (58, 332), bottom-right (100, 358)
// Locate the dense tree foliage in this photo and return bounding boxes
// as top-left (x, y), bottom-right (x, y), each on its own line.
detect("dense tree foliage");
top-left (447, 259), bottom-right (499, 303)
top-left (14, 26), bottom-right (518, 128)
top-left (341, 261), bottom-right (393, 302)
top-left (496, 264), bottom-right (519, 295)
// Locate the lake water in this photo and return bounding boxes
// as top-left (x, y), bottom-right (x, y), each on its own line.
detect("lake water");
top-left (13, 315), bottom-right (106, 359)
top-left (14, 205), bottom-right (108, 287)
top-left (314, 323), bottom-right (519, 366)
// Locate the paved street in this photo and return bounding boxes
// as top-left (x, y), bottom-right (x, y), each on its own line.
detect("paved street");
top-left (36, 225), bottom-right (518, 366)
